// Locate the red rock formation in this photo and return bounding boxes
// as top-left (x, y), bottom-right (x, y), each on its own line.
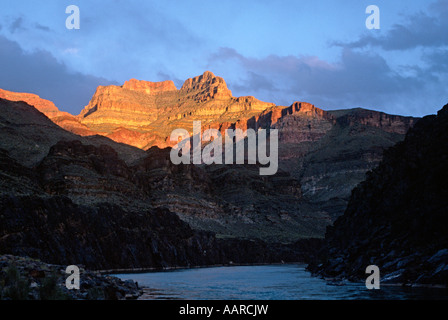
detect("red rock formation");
top-left (51, 114), bottom-right (98, 136)
top-left (180, 71), bottom-right (233, 101)
top-left (122, 79), bottom-right (177, 94)
top-left (0, 88), bottom-right (67, 119)
top-left (0, 88), bottom-right (97, 136)
top-left (284, 102), bottom-right (332, 119)
top-left (0, 72), bottom-right (417, 153)
top-left (75, 71), bottom-right (276, 148)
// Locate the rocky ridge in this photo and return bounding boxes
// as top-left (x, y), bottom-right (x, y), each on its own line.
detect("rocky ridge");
top-left (308, 104), bottom-right (448, 286)
top-left (0, 88), bottom-right (96, 136)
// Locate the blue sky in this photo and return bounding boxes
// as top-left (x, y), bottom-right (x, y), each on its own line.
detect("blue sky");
top-left (0, 0), bottom-right (447, 117)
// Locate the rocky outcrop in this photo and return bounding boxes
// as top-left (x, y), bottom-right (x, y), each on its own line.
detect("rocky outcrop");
top-left (283, 102), bottom-right (332, 119)
top-left (180, 70), bottom-right (233, 101)
top-left (123, 79), bottom-right (177, 94)
top-left (0, 255), bottom-right (142, 300)
top-left (308, 104), bottom-right (448, 286)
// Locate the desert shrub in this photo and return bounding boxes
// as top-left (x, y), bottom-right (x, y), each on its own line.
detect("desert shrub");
top-left (39, 273), bottom-right (70, 300)
top-left (87, 287), bottom-right (105, 300)
top-left (1, 265), bottom-right (30, 300)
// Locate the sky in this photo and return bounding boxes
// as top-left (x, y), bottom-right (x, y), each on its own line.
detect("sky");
top-left (0, 0), bottom-right (447, 117)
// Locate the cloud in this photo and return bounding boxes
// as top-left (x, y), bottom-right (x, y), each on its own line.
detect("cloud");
top-left (69, 1), bottom-right (204, 82)
top-left (208, 47), bottom-right (447, 116)
top-left (63, 48), bottom-right (80, 55)
top-left (428, 0), bottom-right (448, 16)
top-left (0, 35), bottom-right (117, 114)
top-left (425, 49), bottom-right (448, 73)
top-left (156, 71), bottom-right (184, 89)
top-left (233, 71), bottom-right (277, 93)
top-left (35, 23), bottom-right (50, 32)
top-left (9, 17), bottom-right (25, 33)
top-left (333, 1), bottom-right (448, 51)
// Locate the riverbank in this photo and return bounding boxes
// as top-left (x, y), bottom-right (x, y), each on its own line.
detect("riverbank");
top-left (100, 261), bottom-right (304, 275)
top-left (0, 255), bottom-right (142, 300)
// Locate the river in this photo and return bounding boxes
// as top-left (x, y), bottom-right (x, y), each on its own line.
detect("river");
top-left (114, 264), bottom-right (448, 300)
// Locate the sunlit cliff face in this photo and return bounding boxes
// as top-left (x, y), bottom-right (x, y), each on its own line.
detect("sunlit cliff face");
top-left (1, 72), bottom-right (338, 153)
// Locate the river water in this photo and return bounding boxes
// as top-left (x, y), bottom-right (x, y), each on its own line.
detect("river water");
top-left (114, 264), bottom-right (448, 300)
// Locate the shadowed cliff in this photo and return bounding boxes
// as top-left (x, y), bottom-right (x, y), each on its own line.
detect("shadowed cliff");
top-left (308, 103), bottom-right (448, 286)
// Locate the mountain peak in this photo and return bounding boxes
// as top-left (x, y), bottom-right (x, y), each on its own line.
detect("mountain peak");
top-left (180, 71), bottom-right (232, 99)
top-left (283, 101), bottom-right (330, 119)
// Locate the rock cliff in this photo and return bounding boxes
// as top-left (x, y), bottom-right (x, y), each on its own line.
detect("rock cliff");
top-left (76, 71), bottom-right (275, 149)
top-left (0, 72), bottom-right (418, 225)
top-left (0, 98), bottom-right (320, 271)
top-left (308, 104), bottom-right (448, 286)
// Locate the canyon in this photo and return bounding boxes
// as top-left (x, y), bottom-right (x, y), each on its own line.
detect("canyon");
top-left (0, 71), bottom-right (417, 224)
top-left (0, 71), bottom-right (418, 271)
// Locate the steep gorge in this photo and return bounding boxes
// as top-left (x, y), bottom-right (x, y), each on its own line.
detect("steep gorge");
top-left (0, 71), bottom-right (418, 236)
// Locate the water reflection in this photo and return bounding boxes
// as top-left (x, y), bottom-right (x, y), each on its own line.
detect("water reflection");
top-left (114, 264), bottom-right (448, 300)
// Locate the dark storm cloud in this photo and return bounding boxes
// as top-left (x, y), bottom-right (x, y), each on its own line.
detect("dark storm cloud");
top-left (0, 35), bottom-right (117, 114)
top-left (209, 47), bottom-right (446, 116)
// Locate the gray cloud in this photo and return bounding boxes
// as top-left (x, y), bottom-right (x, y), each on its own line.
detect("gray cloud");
top-left (429, 0), bottom-right (448, 16)
top-left (35, 23), bottom-right (50, 32)
top-left (57, 1), bottom-right (205, 84)
top-left (333, 1), bottom-right (448, 51)
top-left (156, 71), bottom-right (184, 89)
top-left (209, 47), bottom-right (447, 116)
top-left (0, 35), bottom-right (117, 114)
top-left (424, 49), bottom-right (448, 73)
top-left (9, 17), bottom-right (25, 33)
top-left (235, 71), bottom-right (277, 93)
